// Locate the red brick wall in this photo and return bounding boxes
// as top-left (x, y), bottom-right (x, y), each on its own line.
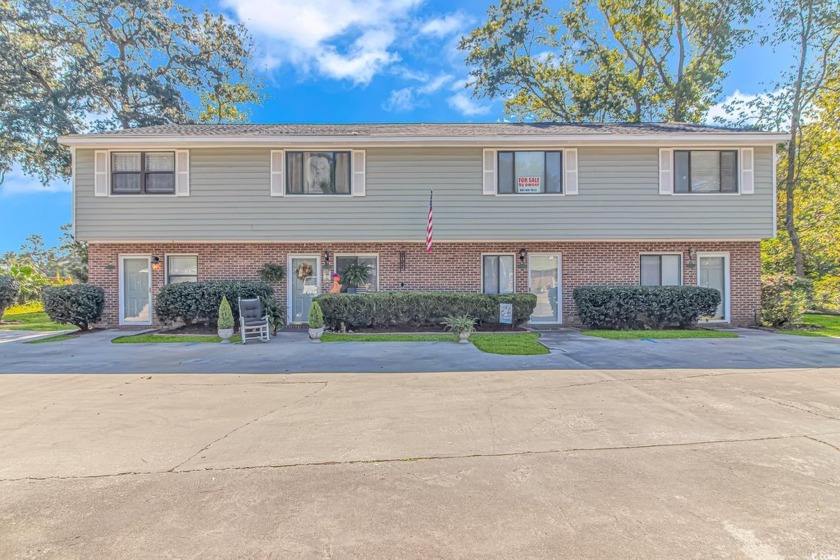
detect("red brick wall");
top-left (88, 241), bottom-right (761, 327)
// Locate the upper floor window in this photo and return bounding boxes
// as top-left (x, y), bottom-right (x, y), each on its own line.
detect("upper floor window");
top-left (674, 150), bottom-right (738, 193)
top-left (111, 152), bottom-right (176, 195)
top-left (286, 151), bottom-right (351, 195)
top-left (497, 151), bottom-right (563, 194)
top-left (640, 254), bottom-right (682, 286)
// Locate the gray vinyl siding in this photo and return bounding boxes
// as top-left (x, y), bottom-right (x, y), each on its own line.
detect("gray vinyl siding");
top-left (74, 146), bottom-right (775, 241)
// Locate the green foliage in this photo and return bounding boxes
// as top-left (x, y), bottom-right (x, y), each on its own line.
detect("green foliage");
top-left (340, 263), bottom-right (371, 287)
top-left (760, 274), bottom-right (811, 327)
top-left (441, 314), bottom-right (476, 335)
top-left (459, 0), bottom-right (756, 122)
top-left (308, 301), bottom-right (324, 329)
top-left (0, 275), bottom-right (19, 317)
top-left (263, 298), bottom-right (285, 335)
top-left (1, 227), bottom-right (88, 284)
top-left (4, 262), bottom-right (48, 304)
top-left (583, 329), bottom-right (738, 339)
top-left (41, 284), bottom-right (104, 331)
top-left (314, 292), bottom-right (537, 330)
top-left (573, 286), bottom-right (721, 329)
top-left (0, 0), bottom-right (262, 186)
top-left (217, 296), bottom-right (234, 330)
top-left (258, 263), bottom-right (285, 283)
top-left (813, 276), bottom-right (840, 312)
top-left (155, 280), bottom-right (273, 326)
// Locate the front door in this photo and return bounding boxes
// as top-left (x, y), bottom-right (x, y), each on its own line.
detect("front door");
top-left (288, 256), bottom-right (320, 323)
top-left (698, 254), bottom-right (728, 321)
top-left (120, 256), bottom-right (152, 325)
top-left (528, 254), bottom-right (561, 324)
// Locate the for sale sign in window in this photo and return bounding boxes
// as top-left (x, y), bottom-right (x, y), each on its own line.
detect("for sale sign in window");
top-left (517, 176), bottom-right (541, 193)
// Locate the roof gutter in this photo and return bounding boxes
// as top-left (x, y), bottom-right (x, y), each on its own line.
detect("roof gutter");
top-left (58, 132), bottom-right (789, 148)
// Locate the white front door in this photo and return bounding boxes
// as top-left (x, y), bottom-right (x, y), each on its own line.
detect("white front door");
top-left (528, 254), bottom-right (562, 324)
top-left (698, 254), bottom-right (729, 321)
top-left (288, 255), bottom-right (321, 323)
top-left (119, 256), bottom-right (152, 325)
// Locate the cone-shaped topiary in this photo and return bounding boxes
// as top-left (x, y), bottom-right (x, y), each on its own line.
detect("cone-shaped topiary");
top-left (308, 301), bottom-right (324, 328)
top-left (218, 296), bottom-right (234, 330)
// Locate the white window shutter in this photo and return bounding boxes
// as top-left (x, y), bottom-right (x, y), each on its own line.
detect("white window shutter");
top-left (175, 150), bottom-right (190, 196)
top-left (270, 150), bottom-right (285, 197)
top-left (740, 147), bottom-right (754, 194)
top-left (564, 148), bottom-right (578, 195)
top-left (94, 150), bottom-right (109, 197)
top-left (351, 150), bottom-right (366, 197)
top-left (659, 149), bottom-right (674, 195)
top-left (482, 149), bottom-right (496, 195)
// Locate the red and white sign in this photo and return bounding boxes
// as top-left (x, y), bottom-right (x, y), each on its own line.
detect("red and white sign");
top-left (517, 176), bottom-right (541, 193)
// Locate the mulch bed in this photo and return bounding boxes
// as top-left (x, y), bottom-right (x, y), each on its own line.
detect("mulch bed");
top-left (160, 324), bottom-right (221, 335)
top-left (333, 325), bottom-right (527, 334)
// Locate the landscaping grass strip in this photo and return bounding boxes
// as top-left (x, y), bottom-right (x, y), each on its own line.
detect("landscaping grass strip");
top-left (322, 333), bottom-right (457, 343)
top-left (0, 311), bottom-right (76, 332)
top-left (25, 334), bottom-right (77, 344)
top-left (113, 334), bottom-right (241, 343)
top-left (583, 329), bottom-right (738, 340)
top-left (777, 313), bottom-right (840, 338)
top-left (470, 333), bottom-right (549, 355)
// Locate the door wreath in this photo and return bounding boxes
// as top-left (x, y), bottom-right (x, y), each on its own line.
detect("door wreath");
top-left (295, 262), bottom-right (314, 280)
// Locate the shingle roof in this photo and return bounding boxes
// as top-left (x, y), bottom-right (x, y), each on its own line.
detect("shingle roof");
top-left (70, 122), bottom-right (765, 138)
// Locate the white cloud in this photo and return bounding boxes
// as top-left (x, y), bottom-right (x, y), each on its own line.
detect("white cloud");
top-left (383, 74), bottom-right (454, 112)
top-left (419, 13), bottom-right (468, 37)
top-left (447, 91), bottom-right (489, 117)
top-left (705, 90), bottom-right (768, 125)
top-left (1, 167), bottom-right (70, 198)
top-left (223, 0), bottom-right (423, 85)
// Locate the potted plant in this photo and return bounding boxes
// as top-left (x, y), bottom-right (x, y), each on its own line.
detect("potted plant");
top-left (442, 314), bottom-right (476, 344)
top-left (308, 301), bottom-right (325, 342)
top-left (263, 297), bottom-right (285, 336)
top-left (217, 295), bottom-right (234, 343)
top-left (340, 263), bottom-right (371, 294)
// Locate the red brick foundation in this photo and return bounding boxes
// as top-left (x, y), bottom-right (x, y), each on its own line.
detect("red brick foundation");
top-left (89, 241), bottom-right (761, 327)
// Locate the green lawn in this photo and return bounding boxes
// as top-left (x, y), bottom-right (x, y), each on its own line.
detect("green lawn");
top-left (322, 331), bottom-right (549, 355)
top-left (778, 313), bottom-right (840, 338)
top-left (322, 333), bottom-right (457, 343)
top-left (0, 310), bottom-right (76, 332)
top-left (583, 329), bottom-right (739, 340)
top-left (25, 334), bottom-right (78, 344)
top-left (113, 333), bottom-right (242, 343)
top-left (470, 333), bottom-right (549, 355)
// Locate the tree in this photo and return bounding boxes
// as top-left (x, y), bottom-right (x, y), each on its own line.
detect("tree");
top-left (0, 0), bottom-right (263, 186)
top-left (725, 0), bottom-right (840, 277)
top-left (459, 0), bottom-right (756, 122)
top-left (59, 224), bottom-right (88, 283)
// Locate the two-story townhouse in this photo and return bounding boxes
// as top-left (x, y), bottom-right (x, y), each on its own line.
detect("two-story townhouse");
top-left (58, 123), bottom-right (786, 328)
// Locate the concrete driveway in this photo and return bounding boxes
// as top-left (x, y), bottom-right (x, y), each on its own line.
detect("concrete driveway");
top-left (1, 368), bottom-right (839, 558)
top-left (0, 327), bottom-right (839, 373)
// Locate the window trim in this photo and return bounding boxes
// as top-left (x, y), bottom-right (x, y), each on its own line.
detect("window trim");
top-left (496, 150), bottom-right (564, 196)
top-left (672, 148), bottom-right (740, 195)
top-left (639, 252), bottom-right (683, 286)
top-left (696, 251), bottom-right (731, 323)
top-left (480, 253), bottom-right (517, 294)
top-left (285, 150), bottom-right (353, 196)
top-left (333, 253), bottom-right (380, 292)
top-left (164, 254), bottom-right (199, 285)
top-left (110, 151), bottom-right (177, 196)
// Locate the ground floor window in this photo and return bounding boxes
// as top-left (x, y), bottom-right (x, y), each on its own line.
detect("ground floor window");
top-left (640, 254), bottom-right (681, 286)
top-left (335, 255), bottom-right (378, 292)
top-left (166, 255), bottom-right (198, 284)
top-left (482, 255), bottom-right (515, 294)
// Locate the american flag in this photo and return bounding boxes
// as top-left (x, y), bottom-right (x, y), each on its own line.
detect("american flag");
top-left (426, 190), bottom-right (433, 253)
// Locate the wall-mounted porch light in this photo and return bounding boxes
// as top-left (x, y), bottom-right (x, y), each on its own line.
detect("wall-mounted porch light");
top-left (151, 256), bottom-right (162, 271)
top-left (519, 248), bottom-right (528, 263)
top-left (324, 250), bottom-right (331, 264)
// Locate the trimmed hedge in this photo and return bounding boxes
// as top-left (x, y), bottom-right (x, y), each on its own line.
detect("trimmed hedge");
top-left (0, 275), bottom-right (19, 318)
top-left (573, 285), bottom-right (721, 329)
top-left (314, 292), bottom-right (537, 330)
top-left (156, 280), bottom-right (274, 326)
top-left (42, 284), bottom-right (105, 331)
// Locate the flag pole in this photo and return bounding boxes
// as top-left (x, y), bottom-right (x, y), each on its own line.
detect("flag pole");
top-left (426, 189), bottom-right (434, 253)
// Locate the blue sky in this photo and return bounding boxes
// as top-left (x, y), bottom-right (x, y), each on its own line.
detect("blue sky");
top-left (0, 0), bottom-right (792, 253)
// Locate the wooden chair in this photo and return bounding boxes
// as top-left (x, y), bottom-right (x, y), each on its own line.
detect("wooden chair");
top-left (238, 297), bottom-right (270, 344)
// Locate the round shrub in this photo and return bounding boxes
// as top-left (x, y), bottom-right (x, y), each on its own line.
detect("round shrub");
top-left (0, 275), bottom-right (19, 318)
top-left (155, 280), bottom-right (274, 326)
top-left (760, 274), bottom-right (811, 327)
top-left (573, 285), bottom-right (721, 329)
top-left (42, 284), bottom-right (105, 331)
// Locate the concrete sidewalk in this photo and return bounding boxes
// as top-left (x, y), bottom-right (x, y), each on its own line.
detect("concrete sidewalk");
top-left (0, 327), bottom-right (839, 373)
top-left (1, 368), bottom-right (839, 558)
